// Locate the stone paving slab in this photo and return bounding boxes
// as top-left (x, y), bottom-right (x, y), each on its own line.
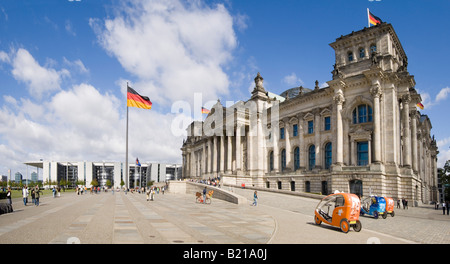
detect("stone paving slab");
top-left (1, 187), bottom-right (448, 244)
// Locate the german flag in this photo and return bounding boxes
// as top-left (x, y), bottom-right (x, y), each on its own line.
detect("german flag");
top-left (201, 107), bottom-right (210, 114)
top-left (369, 11), bottom-right (382, 26)
top-left (417, 102), bottom-right (424, 110)
top-left (127, 86), bottom-right (152, 110)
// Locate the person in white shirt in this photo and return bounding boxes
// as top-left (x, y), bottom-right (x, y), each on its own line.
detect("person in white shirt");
top-left (22, 186), bottom-right (29, 206)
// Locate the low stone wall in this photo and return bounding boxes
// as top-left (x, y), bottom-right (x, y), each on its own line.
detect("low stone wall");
top-left (168, 180), bottom-right (248, 205)
top-left (224, 183), bottom-right (325, 201)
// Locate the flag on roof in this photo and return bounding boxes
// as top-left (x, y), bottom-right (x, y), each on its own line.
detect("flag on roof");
top-left (136, 158), bottom-right (141, 167)
top-left (127, 86), bottom-right (152, 110)
top-left (417, 102), bottom-right (424, 110)
top-left (201, 107), bottom-right (210, 114)
top-left (368, 10), bottom-right (383, 26)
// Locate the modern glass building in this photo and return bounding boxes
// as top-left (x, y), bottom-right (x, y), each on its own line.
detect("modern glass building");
top-left (24, 161), bottom-right (182, 189)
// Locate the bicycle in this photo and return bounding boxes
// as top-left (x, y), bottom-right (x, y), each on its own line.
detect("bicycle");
top-left (195, 190), bottom-right (213, 204)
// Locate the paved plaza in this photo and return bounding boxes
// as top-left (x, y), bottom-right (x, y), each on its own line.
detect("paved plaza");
top-left (0, 187), bottom-right (449, 244)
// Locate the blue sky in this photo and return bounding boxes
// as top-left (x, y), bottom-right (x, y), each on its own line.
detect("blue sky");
top-left (0, 0), bottom-right (449, 179)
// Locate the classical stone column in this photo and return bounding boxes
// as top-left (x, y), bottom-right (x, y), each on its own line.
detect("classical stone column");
top-left (202, 143), bottom-right (206, 176)
top-left (402, 94), bottom-right (412, 167)
top-left (235, 124), bottom-right (242, 172)
top-left (284, 118), bottom-right (291, 170)
top-left (227, 135), bottom-right (232, 173)
top-left (220, 135), bottom-right (225, 173)
top-left (213, 136), bottom-right (218, 175)
top-left (370, 84), bottom-right (382, 163)
top-left (272, 125), bottom-right (279, 172)
top-left (333, 90), bottom-right (345, 164)
top-left (411, 113), bottom-right (418, 172)
top-left (207, 138), bottom-right (212, 174)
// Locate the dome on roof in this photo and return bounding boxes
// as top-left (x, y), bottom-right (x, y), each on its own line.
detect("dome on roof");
top-left (280, 86), bottom-right (312, 99)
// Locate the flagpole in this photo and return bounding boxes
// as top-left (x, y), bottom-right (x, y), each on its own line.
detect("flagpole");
top-left (367, 8), bottom-right (370, 27)
top-left (125, 83), bottom-right (129, 190)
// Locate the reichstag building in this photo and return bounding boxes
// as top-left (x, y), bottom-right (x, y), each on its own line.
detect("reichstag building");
top-left (181, 23), bottom-right (439, 206)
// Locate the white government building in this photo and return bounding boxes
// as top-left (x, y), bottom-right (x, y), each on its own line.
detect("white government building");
top-left (181, 23), bottom-right (439, 205)
top-left (24, 161), bottom-right (182, 189)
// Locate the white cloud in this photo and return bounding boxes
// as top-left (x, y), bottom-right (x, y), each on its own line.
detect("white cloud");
top-left (0, 50), bottom-right (9, 63)
top-left (436, 87), bottom-right (450, 102)
top-left (11, 48), bottom-right (67, 99)
top-left (63, 57), bottom-right (89, 74)
top-left (0, 82), bottom-right (185, 176)
top-left (65, 20), bottom-right (76, 36)
top-left (282, 72), bottom-right (303, 87)
top-left (90, 0), bottom-right (237, 106)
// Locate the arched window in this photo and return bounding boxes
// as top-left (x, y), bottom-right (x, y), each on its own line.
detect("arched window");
top-left (281, 149), bottom-right (286, 171)
top-left (352, 104), bottom-right (373, 124)
top-left (370, 44), bottom-right (377, 54)
top-left (294, 147), bottom-right (300, 171)
top-left (308, 145), bottom-right (315, 170)
top-left (269, 151), bottom-right (274, 172)
top-left (324, 142), bottom-right (332, 169)
top-left (305, 181), bottom-right (311, 192)
top-left (359, 48), bottom-right (365, 58)
top-left (348, 52), bottom-right (354, 62)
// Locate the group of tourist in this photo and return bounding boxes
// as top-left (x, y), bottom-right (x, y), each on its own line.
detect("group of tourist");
top-left (436, 200), bottom-right (450, 215)
top-left (397, 198), bottom-right (409, 209)
top-left (20, 185), bottom-right (43, 206)
top-left (188, 176), bottom-right (221, 187)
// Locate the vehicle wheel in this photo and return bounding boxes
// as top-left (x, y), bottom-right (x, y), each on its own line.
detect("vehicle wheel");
top-left (196, 197), bottom-right (201, 203)
top-left (373, 211), bottom-right (378, 219)
top-left (340, 219), bottom-right (349, 233)
top-left (205, 198), bottom-right (211, 205)
top-left (382, 212), bottom-right (387, 219)
top-left (314, 215), bottom-right (322, 225)
top-left (391, 211), bottom-right (395, 217)
top-left (353, 220), bottom-right (362, 232)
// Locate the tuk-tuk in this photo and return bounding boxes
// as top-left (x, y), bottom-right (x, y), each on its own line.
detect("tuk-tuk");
top-left (360, 196), bottom-right (387, 219)
top-left (384, 197), bottom-right (395, 217)
top-left (314, 192), bottom-right (362, 233)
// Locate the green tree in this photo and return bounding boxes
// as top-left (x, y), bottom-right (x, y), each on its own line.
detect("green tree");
top-left (91, 179), bottom-right (99, 187)
top-left (439, 160), bottom-right (450, 201)
top-left (106, 180), bottom-right (112, 188)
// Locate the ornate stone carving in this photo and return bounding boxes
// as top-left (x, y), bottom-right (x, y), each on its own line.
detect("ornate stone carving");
top-left (254, 72), bottom-right (265, 91)
top-left (402, 93), bottom-right (411, 104)
top-left (333, 90), bottom-right (345, 105)
top-left (370, 84), bottom-right (382, 98)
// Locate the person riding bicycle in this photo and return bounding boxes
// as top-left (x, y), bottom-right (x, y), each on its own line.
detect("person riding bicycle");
top-left (203, 187), bottom-right (207, 204)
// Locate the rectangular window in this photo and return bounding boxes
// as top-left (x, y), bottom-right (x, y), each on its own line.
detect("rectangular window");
top-left (358, 105), bottom-right (367, 123)
top-left (324, 116), bottom-right (331, 131)
top-left (308, 120), bottom-right (314, 134)
top-left (357, 141), bottom-right (369, 166)
top-left (280, 127), bottom-right (285, 139)
top-left (293, 124), bottom-right (298, 137)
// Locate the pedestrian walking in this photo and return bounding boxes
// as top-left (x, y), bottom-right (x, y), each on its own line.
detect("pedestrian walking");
top-left (397, 199), bottom-right (401, 209)
top-left (442, 201), bottom-right (446, 215)
top-left (405, 199), bottom-right (408, 210)
top-left (35, 186), bottom-right (42, 206)
top-left (445, 201), bottom-right (450, 215)
top-left (146, 188), bottom-right (150, 201)
top-left (22, 186), bottom-right (29, 206)
top-left (52, 187), bottom-right (56, 198)
top-left (31, 188), bottom-right (36, 205)
top-left (252, 191), bottom-right (258, 206)
top-left (6, 187), bottom-right (12, 205)
top-left (150, 187), bottom-right (155, 201)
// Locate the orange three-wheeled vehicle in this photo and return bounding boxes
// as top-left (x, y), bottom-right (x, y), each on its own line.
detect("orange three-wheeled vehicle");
top-left (384, 197), bottom-right (395, 217)
top-left (314, 192), bottom-right (362, 233)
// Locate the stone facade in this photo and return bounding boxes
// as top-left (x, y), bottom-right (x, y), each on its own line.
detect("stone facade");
top-left (181, 23), bottom-right (439, 206)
